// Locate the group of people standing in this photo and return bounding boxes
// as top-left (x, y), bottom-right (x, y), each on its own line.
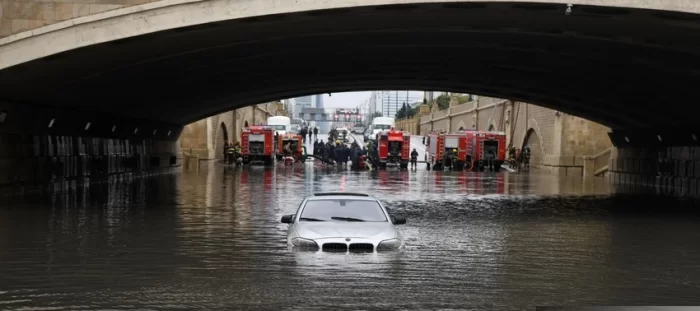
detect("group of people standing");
top-left (313, 140), bottom-right (365, 167)
top-left (508, 145), bottom-right (531, 169)
top-left (222, 141), bottom-right (242, 165)
top-left (298, 126), bottom-right (319, 143)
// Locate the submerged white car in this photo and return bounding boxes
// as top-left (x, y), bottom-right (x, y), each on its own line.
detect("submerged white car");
top-left (281, 193), bottom-right (406, 252)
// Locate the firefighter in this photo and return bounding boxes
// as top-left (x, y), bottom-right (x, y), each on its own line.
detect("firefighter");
top-left (410, 148), bottom-right (418, 170)
top-left (523, 146), bottom-right (531, 168)
top-left (508, 146), bottom-right (516, 161)
top-left (226, 143), bottom-right (236, 165)
top-left (284, 141), bottom-right (292, 155)
top-left (313, 127), bottom-right (318, 140)
top-left (232, 142), bottom-right (242, 165)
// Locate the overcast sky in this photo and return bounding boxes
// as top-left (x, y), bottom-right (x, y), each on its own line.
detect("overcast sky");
top-left (319, 91), bottom-right (425, 108)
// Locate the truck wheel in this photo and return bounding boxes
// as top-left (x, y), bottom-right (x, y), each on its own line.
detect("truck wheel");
top-left (400, 163), bottom-right (408, 170)
top-left (454, 162), bottom-right (464, 171)
top-left (494, 162), bottom-right (502, 172)
top-left (264, 157), bottom-right (273, 166)
top-left (426, 163), bottom-right (431, 171)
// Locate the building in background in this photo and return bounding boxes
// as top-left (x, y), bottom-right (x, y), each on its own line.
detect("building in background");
top-left (375, 91), bottom-right (423, 118)
top-left (292, 95), bottom-right (314, 117)
top-left (314, 94), bottom-right (329, 133)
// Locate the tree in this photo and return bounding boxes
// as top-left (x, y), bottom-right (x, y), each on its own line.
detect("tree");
top-left (436, 94), bottom-right (451, 110)
top-left (395, 102), bottom-right (417, 119)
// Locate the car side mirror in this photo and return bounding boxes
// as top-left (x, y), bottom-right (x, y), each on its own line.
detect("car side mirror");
top-left (392, 215), bottom-right (406, 225)
top-left (281, 214), bottom-right (295, 224)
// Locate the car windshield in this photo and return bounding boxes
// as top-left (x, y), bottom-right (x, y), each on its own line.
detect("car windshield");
top-left (300, 199), bottom-right (387, 222)
top-left (374, 124), bottom-right (392, 130)
top-left (270, 125), bottom-right (286, 130)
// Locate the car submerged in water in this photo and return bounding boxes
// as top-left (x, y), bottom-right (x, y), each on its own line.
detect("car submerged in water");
top-left (281, 193), bottom-right (406, 252)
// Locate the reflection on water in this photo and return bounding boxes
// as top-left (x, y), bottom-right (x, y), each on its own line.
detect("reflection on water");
top-left (1, 163), bottom-right (699, 309)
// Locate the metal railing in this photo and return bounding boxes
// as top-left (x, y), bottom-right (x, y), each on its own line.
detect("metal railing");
top-left (583, 148), bottom-right (612, 177)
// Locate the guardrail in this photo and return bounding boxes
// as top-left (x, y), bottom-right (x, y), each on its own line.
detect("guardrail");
top-left (583, 148), bottom-right (611, 178)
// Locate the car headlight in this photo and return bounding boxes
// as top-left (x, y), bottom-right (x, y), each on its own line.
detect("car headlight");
top-left (376, 238), bottom-right (401, 251)
top-left (291, 237), bottom-right (319, 249)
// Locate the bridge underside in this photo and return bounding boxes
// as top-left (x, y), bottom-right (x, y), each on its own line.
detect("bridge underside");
top-left (0, 2), bottom-right (700, 144)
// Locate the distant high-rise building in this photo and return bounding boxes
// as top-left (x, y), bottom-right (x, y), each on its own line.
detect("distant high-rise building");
top-left (378, 91), bottom-right (422, 118)
top-left (292, 95), bottom-right (313, 119)
top-left (314, 94), bottom-right (329, 133)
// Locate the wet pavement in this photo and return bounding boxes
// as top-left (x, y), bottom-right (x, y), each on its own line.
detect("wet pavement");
top-left (1, 136), bottom-right (700, 309)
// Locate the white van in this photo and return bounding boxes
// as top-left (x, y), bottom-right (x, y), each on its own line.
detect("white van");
top-left (368, 117), bottom-right (395, 140)
top-left (267, 116), bottom-right (291, 136)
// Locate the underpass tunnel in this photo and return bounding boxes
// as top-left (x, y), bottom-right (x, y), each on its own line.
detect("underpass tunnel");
top-left (0, 1), bottom-right (699, 189)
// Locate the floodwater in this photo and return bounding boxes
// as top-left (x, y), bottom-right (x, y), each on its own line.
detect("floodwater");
top-left (1, 136), bottom-right (700, 310)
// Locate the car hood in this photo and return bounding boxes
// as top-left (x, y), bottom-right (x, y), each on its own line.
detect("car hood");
top-left (295, 222), bottom-right (396, 240)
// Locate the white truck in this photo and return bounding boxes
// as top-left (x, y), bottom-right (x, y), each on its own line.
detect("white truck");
top-left (267, 116), bottom-right (291, 136)
top-left (366, 117), bottom-right (395, 141)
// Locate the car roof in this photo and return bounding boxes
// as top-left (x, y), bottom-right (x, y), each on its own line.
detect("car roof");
top-left (306, 192), bottom-right (377, 201)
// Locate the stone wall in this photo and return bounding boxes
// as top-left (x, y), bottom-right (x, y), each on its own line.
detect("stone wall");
top-left (418, 97), bottom-right (613, 177)
top-left (179, 102), bottom-right (286, 161)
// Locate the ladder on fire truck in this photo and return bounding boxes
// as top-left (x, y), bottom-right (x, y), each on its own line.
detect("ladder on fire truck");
top-left (438, 133), bottom-right (445, 153)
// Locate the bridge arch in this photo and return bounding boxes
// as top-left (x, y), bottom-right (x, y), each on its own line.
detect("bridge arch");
top-left (0, 0), bottom-right (699, 134)
top-left (522, 128), bottom-right (546, 166)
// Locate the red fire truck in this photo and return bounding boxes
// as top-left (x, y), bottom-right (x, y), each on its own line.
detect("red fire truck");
top-left (376, 128), bottom-right (410, 169)
top-left (426, 132), bottom-right (468, 171)
top-left (276, 133), bottom-right (303, 161)
top-left (465, 130), bottom-right (507, 171)
top-left (241, 125), bottom-right (275, 165)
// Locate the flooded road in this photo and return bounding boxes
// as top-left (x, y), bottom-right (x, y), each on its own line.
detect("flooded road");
top-left (1, 146), bottom-right (700, 309)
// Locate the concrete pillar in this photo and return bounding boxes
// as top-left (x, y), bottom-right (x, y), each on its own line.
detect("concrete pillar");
top-left (231, 110), bottom-right (238, 143)
top-left (583, 156), bottom-right (595, 178)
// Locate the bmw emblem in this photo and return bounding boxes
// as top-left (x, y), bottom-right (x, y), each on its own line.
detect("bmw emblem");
top-left (345, 238), bottom-right (351, 242)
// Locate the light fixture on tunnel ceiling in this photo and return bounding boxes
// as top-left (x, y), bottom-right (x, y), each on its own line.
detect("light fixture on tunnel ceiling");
top-left (624, 136), bottom-right (630, 143)
top-left (134, 127), bottom-right (139, 134)
top-left (693, 134), bottom-right (698, 141)
top-left (657, 135), bottom-right (662, 142)
top-left (167, 130), bottom-right (172, 136)
top-left (112, 125), bottom-right (117, 132)
top-left (0, 110), bottom-right (7, 124)
top-left (565, 4), bottom-right (573, 15)
top-left (48, 118), bottom-right (55, 128)
top-left (152, 129), bottom-right (157, 136)
top-left (84, 122), bottom-right (91, 131)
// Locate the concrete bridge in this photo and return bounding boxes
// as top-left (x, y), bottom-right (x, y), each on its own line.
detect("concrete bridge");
top-left (1, 0), bottom-right (700, 195)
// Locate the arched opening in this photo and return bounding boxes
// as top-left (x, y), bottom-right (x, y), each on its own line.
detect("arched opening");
top-left (488, 124), bottom-right (495, 131)
top-left (216, 122), bottom-right (229, 160)
top-left (244, 120), bottom-right (249, 128)
top-left (522, 128), bottom-right (542, 166)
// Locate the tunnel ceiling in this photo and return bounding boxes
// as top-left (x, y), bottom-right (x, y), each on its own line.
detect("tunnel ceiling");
top-left (1, 2), bottom-right (700, 130)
